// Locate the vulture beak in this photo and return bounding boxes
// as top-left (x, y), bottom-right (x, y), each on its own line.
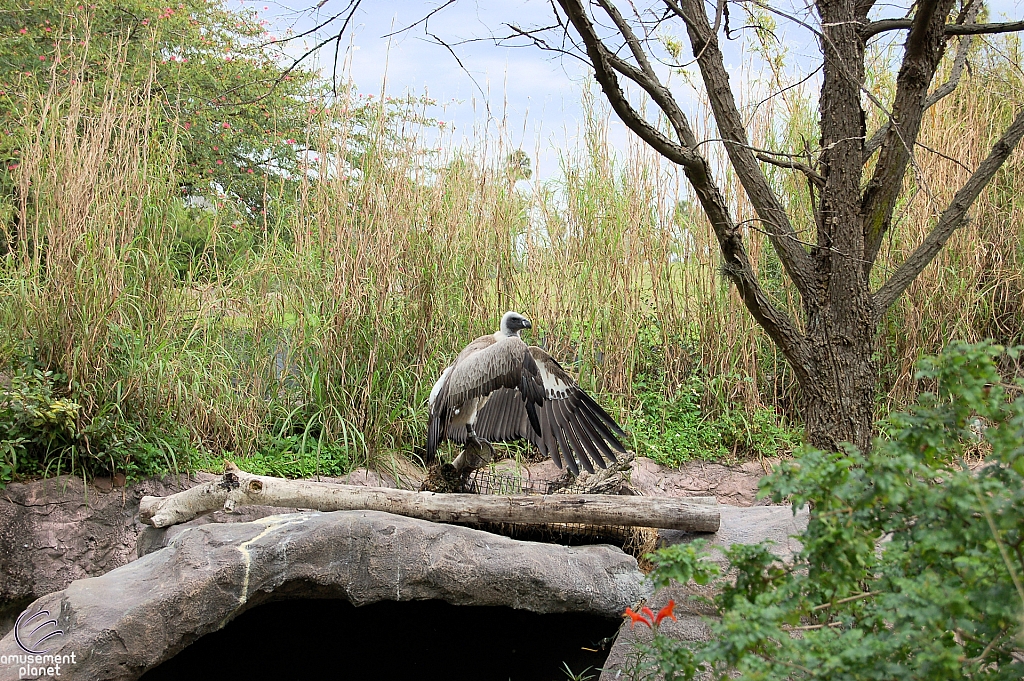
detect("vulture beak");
top-left (523, 319), bottom-right (532, 329)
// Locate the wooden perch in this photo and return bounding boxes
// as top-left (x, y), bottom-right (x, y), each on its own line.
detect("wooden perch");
top-left (140, 462), bottom-right (721, 533)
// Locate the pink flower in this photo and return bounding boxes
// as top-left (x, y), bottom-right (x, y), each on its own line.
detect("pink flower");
top-left (222, 122), bottom-right (230, 129)
top-left (285, 138), bottom-right (295, 144)
top-left (18, 27), bottom-right (27, 34)
top-left (212, 145), bottom-right (218, 151)
top-left (216, 159), bottom-right (223, 165)
top-left (39, 55), bottom-right (46, 61)
top-left (142, 19), bottom-right (149, 25)
top-left (184, 122), bottom-right (191, 130)
top-left (246, 168), bottom-right (254, 174)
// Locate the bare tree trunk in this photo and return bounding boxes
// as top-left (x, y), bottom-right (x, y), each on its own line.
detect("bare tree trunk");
top-left (801, 320), bottom-right (877, 454)
top-left (541, 0), bottom-right (1024, 453)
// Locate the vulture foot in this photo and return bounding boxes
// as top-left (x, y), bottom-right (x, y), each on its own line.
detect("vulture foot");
top-left (452, 436), bottom-right (494, 474)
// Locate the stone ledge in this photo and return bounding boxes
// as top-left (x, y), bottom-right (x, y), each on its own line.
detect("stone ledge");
top-left (600, 504), bottom-right (809, 680)
top-left (0, 510), bottom-right (649, 681)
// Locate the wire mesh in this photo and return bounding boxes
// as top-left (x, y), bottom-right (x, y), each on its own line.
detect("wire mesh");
top-left (459, 468), bottom-right (657, 564)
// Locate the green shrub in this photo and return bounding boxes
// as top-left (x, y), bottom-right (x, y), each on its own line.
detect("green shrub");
top-left (0, 358), bottom-right (190, 486)
top-left (638, 341), bottom-right (1024, 679)
top-left (628, 374), bottom-right (801, 466)
top-left (0, 364), bottom-right (81, 485)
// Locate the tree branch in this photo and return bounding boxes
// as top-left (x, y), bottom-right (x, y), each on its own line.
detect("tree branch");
top-left (756, 152), bottom-right (826, 188)
top-left (665, 0), bottom-right (818, 298)
top-left (861, 0), bottom-right (959, 271)
top-left (556, 0), bottom-right (810, 373)
top-left (864, 1), bottom-right (980, 160)
top-left (862, 19), bottom-right (1024, 40)
top-left (874, 106), bottom-right (1024, 314)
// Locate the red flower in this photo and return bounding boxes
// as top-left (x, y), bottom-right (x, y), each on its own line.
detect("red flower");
top-left (655, 600), bottom-right (676, 625)
top-left (623, 607), bottom-right (652, 629)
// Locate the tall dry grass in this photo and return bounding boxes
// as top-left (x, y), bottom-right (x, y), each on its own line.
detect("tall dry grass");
top-left (1, 36), bottom-right (1021, 473)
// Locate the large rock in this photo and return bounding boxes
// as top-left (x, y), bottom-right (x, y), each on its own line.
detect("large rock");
top-left (600, 504), bottom-right (809, 680)
top-left (0, 474), bottom-right (203, 635)
top-left (0, 469), bottom-right (400, 635)
top-left (0, 510), bottom-right (649, 681)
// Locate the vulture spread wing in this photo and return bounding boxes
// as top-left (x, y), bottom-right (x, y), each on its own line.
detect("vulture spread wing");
top-left (444, 346), bottom-right (628, 475)
top-left (426, 335), bottom-right (543, 462)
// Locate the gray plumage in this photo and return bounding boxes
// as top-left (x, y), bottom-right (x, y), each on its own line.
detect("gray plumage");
top-left (426, 312), bottom-right (628, 475)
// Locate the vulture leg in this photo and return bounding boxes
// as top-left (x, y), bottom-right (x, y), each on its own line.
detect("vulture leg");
top-left (452, 425), bottom-right (495, 474)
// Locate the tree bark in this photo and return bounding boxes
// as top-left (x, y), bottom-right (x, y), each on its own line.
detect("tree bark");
top-left (139, 462), bottom-right (721, 532)
top-left (541, 0), bottom-right (1024, 454)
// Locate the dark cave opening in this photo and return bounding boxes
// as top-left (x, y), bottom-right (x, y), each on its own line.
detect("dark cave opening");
top-left (140, 598), bottom-right (623, 681)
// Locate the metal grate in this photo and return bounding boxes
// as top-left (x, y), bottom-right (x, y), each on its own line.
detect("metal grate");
top-left (459, 468), bottom-right (657, 565)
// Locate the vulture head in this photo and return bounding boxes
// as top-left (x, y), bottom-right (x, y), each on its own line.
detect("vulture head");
top-left (499, 311), bottom-right (532, 337)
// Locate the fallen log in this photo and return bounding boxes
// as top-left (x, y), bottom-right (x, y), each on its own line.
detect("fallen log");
top-left (140, 462), bottom-right (720, 532)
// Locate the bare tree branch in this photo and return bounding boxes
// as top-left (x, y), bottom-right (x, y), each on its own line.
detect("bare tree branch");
top-left (665, 0), bottom-right (818, 297)
top-left (863, 0), bottom-right (980, 160)
top-left (874, 106), bottom-right (1024, 313)
top-left (756, 153), bottom-right (826, 187)
top-left (861, 0), bottom-right (959, 271)
top-left (556, 0), bottom-right (811, 373)
top-left (862, 18), bottom-right (1024, 40)
top-left (380, 0), bottom-right (457, 38)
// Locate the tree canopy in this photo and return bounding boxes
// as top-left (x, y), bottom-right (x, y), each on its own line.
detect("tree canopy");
top-left (1, 0), bottom-right (323, 222)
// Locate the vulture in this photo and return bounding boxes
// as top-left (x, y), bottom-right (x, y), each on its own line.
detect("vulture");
top-left (426, 311), bottom-right (628, 475)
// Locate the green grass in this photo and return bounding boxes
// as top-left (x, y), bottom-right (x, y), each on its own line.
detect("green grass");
top-left (628, 374), bottom-right (802, 467)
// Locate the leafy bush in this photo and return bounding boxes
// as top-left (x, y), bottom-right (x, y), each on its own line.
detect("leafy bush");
top-left (0, 358), bottom-right (190, 487)
top-left (0, 364), bottom-right (81, 485)
top-left (639, 341), bottom-right (1024, 679)
top-left (629, 374), bottom-right (801, 466)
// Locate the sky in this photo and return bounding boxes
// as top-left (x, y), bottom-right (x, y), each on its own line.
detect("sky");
top-left (256, 0), bottom-right (1024, 180)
